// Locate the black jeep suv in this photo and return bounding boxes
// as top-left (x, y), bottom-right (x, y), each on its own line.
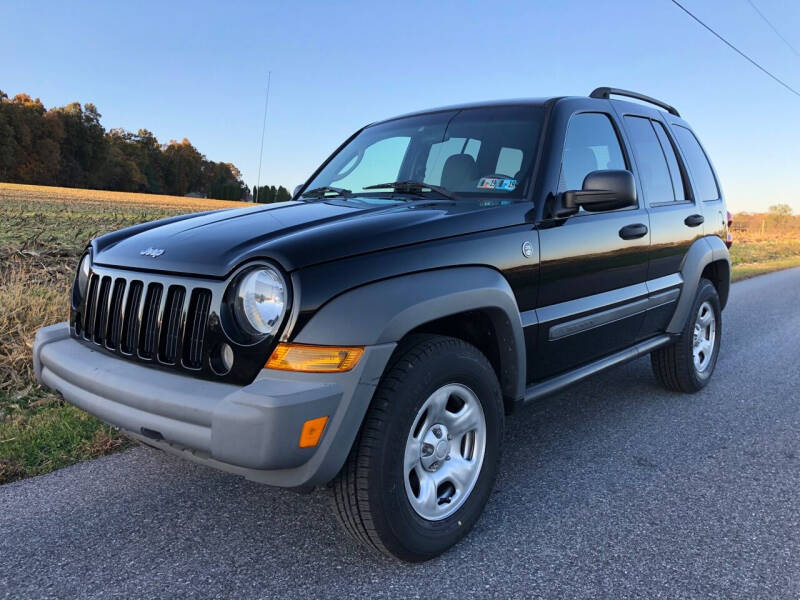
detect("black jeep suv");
top-left (34, 88), bottom-right (731, 561)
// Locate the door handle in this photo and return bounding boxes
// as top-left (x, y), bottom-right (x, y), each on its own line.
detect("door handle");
top-left (619, 223), bottom-right (648, 240)
top-left (684, 214), bottom-right (705, 227)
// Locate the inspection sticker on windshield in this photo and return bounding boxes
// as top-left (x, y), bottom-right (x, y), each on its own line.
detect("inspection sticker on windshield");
top-left (477, 177), bottom-right (517, 191)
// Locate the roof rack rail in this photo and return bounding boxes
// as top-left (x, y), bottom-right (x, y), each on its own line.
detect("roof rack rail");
top-left (589, 87), bottom-right (681, 117)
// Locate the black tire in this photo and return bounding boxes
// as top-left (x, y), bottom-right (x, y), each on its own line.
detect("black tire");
top-left (331, 334), bottom-right (504, 562)
top-left (651, 278), bottom-right (722, 393)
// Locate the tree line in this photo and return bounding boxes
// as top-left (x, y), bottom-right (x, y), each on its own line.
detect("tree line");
top-left (252, 184), bottom-right (292, 204)
top-left (732, 203), bottom-right (798, 236)
top-left (0, 91), bottom-right (249, 200)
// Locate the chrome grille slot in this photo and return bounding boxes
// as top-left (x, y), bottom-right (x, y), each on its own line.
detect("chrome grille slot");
top-left (159, 285), bottom-right (186, 364)
top-left (138, 283), bottom-right (163, 359)
top-left (82, 274), bottom-right (99, 339)
top-left (93, 276), bottom-right (112, 344)
top-left (106, 278), bottom-right (126, 350)
top-left (121, 281), bottom-right (143, 354)
top-left (184, 289), bottom-right (211, 369)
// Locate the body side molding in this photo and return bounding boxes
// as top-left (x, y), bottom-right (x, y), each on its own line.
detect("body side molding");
top-left (523, 272), bottom-right (683, 341)
top-left (548, 288), bottom-right (679, 341)
top-left (533, 281), bottom-right (649, 326)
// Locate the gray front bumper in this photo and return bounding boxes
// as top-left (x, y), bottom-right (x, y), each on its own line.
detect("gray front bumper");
top-left (33, 323), bottom-right (395, 487)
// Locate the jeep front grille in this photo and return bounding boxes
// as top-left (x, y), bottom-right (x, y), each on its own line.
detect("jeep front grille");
top-left (70, 263), bottom-right (284, 385)
top-left (74, 272), bottom-right (212, 371)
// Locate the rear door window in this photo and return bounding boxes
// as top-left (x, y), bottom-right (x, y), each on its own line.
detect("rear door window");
top-left (671, 125), bottom-right (720, 201)
top-left (624, 116), bottom-right (677, 205)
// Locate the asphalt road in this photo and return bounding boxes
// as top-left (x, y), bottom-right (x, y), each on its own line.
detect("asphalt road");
top-left (2, 268), bottom-right (799, 599)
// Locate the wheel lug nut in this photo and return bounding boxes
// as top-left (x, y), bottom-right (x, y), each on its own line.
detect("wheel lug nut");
top-left (433, 427), bottom-right (442, 438)
top-left (447, 433), bottom-right (452, 440)
top-left (446, 455), bottom-right (450, 460)
top-left (422, 443), bottom-right (434, 456)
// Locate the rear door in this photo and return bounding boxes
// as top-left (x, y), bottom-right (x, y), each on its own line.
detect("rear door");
top-left (668, 122), bottom-right (728, 240)
top-left (533, 107), bottom-right (651, 381)
top-left (613, 105), bottom-right (703, 338)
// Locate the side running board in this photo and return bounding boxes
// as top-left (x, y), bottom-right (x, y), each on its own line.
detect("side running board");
top-left (521, 334), bottom-right (673, 405)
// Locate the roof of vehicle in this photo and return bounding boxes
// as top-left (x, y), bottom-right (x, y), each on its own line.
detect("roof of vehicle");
top-left (372, 88), bottom-right (681, 126)
top-left (372, 97), bottom-right (557, 125)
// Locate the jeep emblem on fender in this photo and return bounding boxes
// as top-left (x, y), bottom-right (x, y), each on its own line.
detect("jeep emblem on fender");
top-left (521, 241), bottom-right (533, 258)
top-left (140, 247), bottom-right (165, 258)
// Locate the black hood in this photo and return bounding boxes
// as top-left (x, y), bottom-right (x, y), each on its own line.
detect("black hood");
top-left (92, 198), bottom-right (529, 277)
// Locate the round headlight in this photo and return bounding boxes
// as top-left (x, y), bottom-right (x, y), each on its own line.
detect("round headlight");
top-left (77, 253), bottom-right (91, 297)
top-left (234, 267), bottom-right (287, 336)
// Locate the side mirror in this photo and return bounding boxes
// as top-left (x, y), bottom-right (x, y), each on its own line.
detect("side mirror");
top-left (293, 185), bottom-right (303, 199)
top-left (557, 170), bottom-right (637, 217)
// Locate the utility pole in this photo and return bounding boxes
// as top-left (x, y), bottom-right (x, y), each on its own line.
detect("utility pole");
top-left (254, 70), bottom-right (272, 204)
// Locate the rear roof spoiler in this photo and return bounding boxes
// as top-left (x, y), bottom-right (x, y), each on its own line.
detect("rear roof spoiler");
top-left (589, 87), bottom-right (681, 117)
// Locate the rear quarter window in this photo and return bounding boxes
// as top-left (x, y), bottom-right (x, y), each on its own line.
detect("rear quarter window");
top-left (671, 125), bottom-right (719, 201)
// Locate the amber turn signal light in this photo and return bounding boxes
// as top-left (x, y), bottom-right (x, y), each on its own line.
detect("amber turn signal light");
top-left (265, 344), bottom-right (364, 373)
top-left (299, 416), bottom-right (328, 448)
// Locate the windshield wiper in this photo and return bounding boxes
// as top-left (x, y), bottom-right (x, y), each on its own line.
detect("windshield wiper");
top-left (363, 180), bottom-right (457, 200)
top-left (301, 186), bottom-right (353, 199)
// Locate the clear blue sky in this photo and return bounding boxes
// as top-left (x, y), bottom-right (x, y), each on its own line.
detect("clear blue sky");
top-left (2, 0), bottom-right (799, 212)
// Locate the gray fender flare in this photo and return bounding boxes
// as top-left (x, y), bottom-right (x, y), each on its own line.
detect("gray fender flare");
top-left (295, 266), bottom-right (527, 401)
top-left (667, 236), bottom-right (731, 333)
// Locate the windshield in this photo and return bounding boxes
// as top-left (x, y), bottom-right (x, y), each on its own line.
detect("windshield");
top-left (303, 105), bottom-right (544, 200)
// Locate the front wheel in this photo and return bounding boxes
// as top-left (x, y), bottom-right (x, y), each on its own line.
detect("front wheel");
top-left (331, 334), bottom-right (504, 562)
top-left (651, 278), bottom-right (722, 393)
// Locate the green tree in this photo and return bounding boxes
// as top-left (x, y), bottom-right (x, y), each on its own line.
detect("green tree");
top-left (204, 160), bottom-right (245, 200)
top-left (767, 203), bottom-right (793, 229)
top-left (54, 101), bottom-right (106, 188)
top-left (162, 138), bottom-right (204, 196)
top-left (275, 186), bottom-right (291, 203)
top-left (768, 204), bottom-right (793, 217)
top-left (100, 129), bottom-right (146, 191)
top-left (0, 91), bottom-right (18, 180)
top-left (253, 185), bottom-right (275, 203)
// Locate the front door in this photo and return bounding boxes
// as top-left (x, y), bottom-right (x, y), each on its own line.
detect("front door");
top-left (533, 110), bottom-right (651, 380)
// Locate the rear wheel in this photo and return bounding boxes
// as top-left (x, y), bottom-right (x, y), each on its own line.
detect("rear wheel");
top-left (651, 278), bottom-right (721, 393)
top-left (331, 334), bottom-right (504, 562)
